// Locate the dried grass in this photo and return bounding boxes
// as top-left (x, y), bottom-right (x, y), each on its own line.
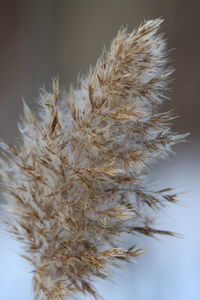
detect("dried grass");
top-left (0, 18), bottom-right (188, 299)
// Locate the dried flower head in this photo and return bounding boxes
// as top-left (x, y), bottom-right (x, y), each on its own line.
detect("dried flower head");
top-left (0, 18), bottom-right (187, 300)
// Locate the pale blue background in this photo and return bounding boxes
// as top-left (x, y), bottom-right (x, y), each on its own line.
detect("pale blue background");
top-left (0, 1), bottom-right (199, 299)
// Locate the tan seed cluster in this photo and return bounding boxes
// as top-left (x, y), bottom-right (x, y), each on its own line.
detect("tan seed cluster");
top-left (0, 18), bottom-right (187, 300)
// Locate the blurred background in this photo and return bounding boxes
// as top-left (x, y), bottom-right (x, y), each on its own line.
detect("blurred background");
top-left (0, 1), bottom-right (199, 299)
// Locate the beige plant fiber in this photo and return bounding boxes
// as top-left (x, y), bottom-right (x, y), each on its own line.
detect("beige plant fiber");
top-left (0, 18), bottom-right (187, 300)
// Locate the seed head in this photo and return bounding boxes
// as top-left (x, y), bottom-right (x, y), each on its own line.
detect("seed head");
top-left (0, 18), bottom-right (188, 300)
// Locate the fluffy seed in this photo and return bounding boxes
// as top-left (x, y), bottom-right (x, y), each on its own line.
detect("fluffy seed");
top-left (0, 18), bottom-right (188, 300)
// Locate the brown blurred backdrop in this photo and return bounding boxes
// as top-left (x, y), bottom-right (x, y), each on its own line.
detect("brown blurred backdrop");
top-left (0, 2), bottom-right (200, 299)
top-left (0, 0), bottom-right (199, 143)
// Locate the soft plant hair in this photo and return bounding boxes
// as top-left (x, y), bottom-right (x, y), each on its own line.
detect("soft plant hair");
top-left (0, 18), bottom-right (187, 300)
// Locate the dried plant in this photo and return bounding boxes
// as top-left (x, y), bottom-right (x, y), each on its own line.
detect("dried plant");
top-left (0, 18), bottom-right (187, 300)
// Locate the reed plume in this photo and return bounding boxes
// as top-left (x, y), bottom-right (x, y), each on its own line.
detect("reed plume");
top-left (0, 18), bottom-right (187, 300)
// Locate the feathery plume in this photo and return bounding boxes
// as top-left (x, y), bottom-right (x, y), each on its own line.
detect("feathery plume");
top-left (0, 18), bottom-right (188, 300)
